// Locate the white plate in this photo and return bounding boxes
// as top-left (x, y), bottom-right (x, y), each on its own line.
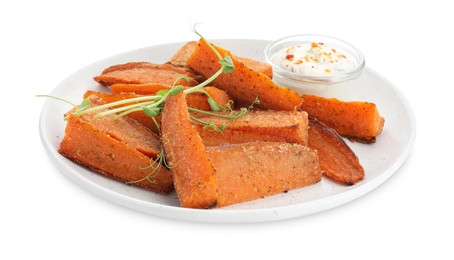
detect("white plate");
top-left (39, 39), bottom-right (416, 223)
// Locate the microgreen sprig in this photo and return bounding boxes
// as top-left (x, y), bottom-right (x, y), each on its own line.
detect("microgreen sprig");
top-left (187, 96), bottom-right (260, 131)
top-left (126, 149), bottom-right (167, 185)
top-left (190, 116), bottom-right (228, 132)
top-left (36, 94), bottom-right (77, 107)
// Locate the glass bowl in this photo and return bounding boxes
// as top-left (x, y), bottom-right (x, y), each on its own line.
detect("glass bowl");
top-left (265, 34), bottom-right (365, 93)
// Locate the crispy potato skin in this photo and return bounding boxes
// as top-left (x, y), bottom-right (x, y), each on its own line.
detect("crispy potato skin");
top-left (160, 92), bottom-right (218, 208)
top-left (187, 39), bottom-right (302, 111)
top-left (308, 117), bottom-right (365, 185)
top-left (301, 94), bottom-right (384, 143)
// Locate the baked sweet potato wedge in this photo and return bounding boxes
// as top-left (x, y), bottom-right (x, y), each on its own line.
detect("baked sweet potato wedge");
top-left (234, 55), bottom-right (273, 79)
top-left (94, 62), bottom-right (197, 87)
top-left (187, 39), bottom-right (302, 111)
top-left (301, 94), bottom-right (384, 143)
top-left (110, 83), bottom-right (171, 95)
top-left (193, 110), bottom-right (308, 146)
top-left (58, 96), bottom-right (173, 194)
top-left (207, 142), bottom-right (321, 207)
top-left (185, 86), bottom-right (233, 111)
top-left (169, 41), bottom-right (273, 78)
top-left (308, 117), bottom-right (364, 185)
top-left (77, 95), bottom-right (161, 157)
top-left (160, 92), bottom-right (218, 208)
top-left (168, 41), bottom-right (199, 68)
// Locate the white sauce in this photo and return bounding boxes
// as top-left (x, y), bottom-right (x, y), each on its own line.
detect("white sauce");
top-left (271, 42), bottom-right (355, 77)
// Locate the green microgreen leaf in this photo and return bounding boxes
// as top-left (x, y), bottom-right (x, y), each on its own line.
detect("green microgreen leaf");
top-left (218, 123), bottom-right (228, 131)
top-left (156, 89), bottom-right (169, 97)
top-left (219, 55), bottom-right (234, 73)
top-left (190, 116), bottom-right (227, 132)
top-left (203, 121), bottom-right (227, 132)
top-left (186, 88), bottom-right (224, 112)
top-left (74, 98), bottom-right (91, 114)
top-left (207, 96), bottom-right (221, 111)
top-left (167, 86), bottom-right (183, 96)
top-left (143, 106), bottom-right (161, 118)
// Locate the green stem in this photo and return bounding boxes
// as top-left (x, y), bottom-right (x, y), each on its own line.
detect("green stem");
top-left (183, 67), bottom-right (223, 95)
top-left (94, 101), bottom-right (156, 118)
top-left (76, 95), bottom-right (161, 116)
top-left (152, 117), bottom-right (160, 131)
top-left (36, 94), bottom-right (76, 107)
top-left (114, 107), bottom-right (145, 120)
top-left (126, 150), bottom-right (165, 185)
top-left (193, 28), bottom-right (223, 60)
top-left (188, 107), bottom-right (232, 119)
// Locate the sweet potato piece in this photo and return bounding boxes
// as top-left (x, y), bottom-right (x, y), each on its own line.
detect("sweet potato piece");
top-left (194, 110), bottom-right (308, 146)
top-left (308, 117), bottom-right (365, 185)
top-left (94, 62), bottom-right (196, 87)
top-left (169, 41), bottom-right (199, 68)
top-left (84, 90), bottom-right (138, 103)
top-left (186, 86), bottom-right (233, 111)
top-left (301, 94), bottom-right (384, 143)
top-left (83, 91), bottom-right (161, 133)
top-left (111, 83), bottom-right (170, 95)
top-left (169, 41), bottom-right (273, 78)
top-left (78, 95), bottom-right (161, 157)
top-left (234, 55), bottom-right (273, 79)
top-left (161, 92), bottom-right (217, 208)
top-left (187, 39), bottom-right (302, 111)
top-left (206, 142), bottom-right (321, 207)
top-left (58, 113), bottom-right (173, 194)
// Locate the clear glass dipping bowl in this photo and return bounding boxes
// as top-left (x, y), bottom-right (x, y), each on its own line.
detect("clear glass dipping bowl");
top-left (265, 34), bottom-right (365, 93)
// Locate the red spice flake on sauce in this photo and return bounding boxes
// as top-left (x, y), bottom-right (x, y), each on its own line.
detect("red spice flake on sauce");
top-left (285, 54), bottom-right (294, 61)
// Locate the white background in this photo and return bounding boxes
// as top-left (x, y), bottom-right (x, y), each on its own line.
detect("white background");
top-left (1, 0), bottom-right (452, 259)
